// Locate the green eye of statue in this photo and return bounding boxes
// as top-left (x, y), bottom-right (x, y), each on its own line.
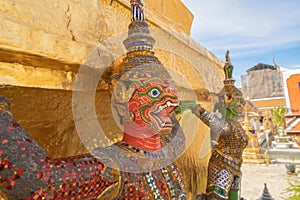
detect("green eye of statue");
top-left (149, 88), bottom-right (160, 98)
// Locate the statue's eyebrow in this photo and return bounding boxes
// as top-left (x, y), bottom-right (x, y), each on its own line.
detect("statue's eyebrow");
top-left (142, 78), bottom-right (170, 87)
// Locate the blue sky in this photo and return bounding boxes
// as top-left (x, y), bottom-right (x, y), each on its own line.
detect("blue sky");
top-left (181, 0), bottom-right (300, 87)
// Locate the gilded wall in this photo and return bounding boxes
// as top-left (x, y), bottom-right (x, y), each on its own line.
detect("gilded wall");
top-left (0, 0), bottom-right (224, 198)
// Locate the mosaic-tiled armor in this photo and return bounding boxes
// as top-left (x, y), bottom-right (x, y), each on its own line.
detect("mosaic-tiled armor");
top-left (93, 126), bottom-right (186, 199)
top-left (0, 96), bottom-right (186, 199)
top-left (0, 96), bottom-right (114, 199)
top-left (192, 105), bottom-right (248, 199)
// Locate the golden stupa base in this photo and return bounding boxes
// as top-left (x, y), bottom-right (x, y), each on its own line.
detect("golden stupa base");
top-left (291, 135), bottom-right (300, 148)
top-left (243, 148), bottom-right (269, 165)
top-left (244, 147), bottom-right (261, 154)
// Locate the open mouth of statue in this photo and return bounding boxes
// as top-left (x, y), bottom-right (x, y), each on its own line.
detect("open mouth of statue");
top-left (149, 100), bottom-right (179, 134)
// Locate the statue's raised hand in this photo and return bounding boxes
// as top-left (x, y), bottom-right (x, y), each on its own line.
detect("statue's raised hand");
top-left (175, 100), bottom-right (199, 114)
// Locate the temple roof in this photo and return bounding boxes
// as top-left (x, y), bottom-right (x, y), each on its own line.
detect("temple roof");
top-left (247, 63), bottom-right (276, 73)
top-left (286, 117), bottom-right (300, 135)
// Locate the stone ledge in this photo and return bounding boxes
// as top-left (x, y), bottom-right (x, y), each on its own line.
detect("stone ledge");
top-left (0, 61), bottom-right (75, 90)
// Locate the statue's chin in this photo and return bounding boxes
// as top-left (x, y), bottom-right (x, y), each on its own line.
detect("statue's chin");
top-left (152, 124), bottom-right (172, 135)
top-left (123, 121), bottom-right (156, 138)
top-left (149, 116), bottom-right (172, 134)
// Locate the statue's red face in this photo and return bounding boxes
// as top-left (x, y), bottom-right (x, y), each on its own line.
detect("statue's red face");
top-left (126, 78), bottom-right (178, 136)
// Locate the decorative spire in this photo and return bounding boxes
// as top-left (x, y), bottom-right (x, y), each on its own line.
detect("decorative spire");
top-left (108, 0), bottom-right (171, 95)
top-left (272, 57), bottom-right (285, 96)
top-left (258, 183), bottom-right (274, 200)
top-left (223, 50), bottom-right (235, 85)
top-left (272, 57), bottom-right (282, 76)
top-left (130, 0), bottom-right (145, 21)
top-left (123, 0), bottom-right (155, 52)
top-left (217, 50), bottom-right (244, 112)
top-left (225, 50), bottom-right (231, 63)
top-left (244, 110), bottom-right (251, 130)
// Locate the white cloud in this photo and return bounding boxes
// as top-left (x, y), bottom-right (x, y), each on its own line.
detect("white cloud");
top-left (181, 0), bottom-right (300, 87)
top-left (289, 64), bottom-right (300, 69)
top-left (182, 0), bottom-right (300, 55)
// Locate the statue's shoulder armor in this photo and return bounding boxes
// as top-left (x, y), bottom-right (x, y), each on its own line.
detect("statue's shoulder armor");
top-left (92, 145), bottom-right (122, 199)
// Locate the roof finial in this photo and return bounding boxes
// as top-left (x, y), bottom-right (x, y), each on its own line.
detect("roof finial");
top-left (272, 56), bottom-right (282, 75)
top-left (272, 56), bottom-right (283, 93)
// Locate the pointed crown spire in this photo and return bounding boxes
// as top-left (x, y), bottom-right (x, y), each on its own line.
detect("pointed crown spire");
top-left (108, 0), bottom-right (172, 95)
top-left (217, 50), bottom-right (244, 110)
top-left (130, 0), bottom-right (145, 21)
top-left (223, 50), bottom-right (235, 85)
top-left (123, 0), bottom-right (155, 52)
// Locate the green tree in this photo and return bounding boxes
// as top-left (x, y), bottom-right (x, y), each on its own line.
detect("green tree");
top-left (283, 172), bottom-right (300, 200)
top-left (272, 106), bottom-right (286, 136)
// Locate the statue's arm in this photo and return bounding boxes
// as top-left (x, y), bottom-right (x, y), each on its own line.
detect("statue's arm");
top-left (177, 101), bottom-right (232, 135)
top-left (0, 96), bottom-right (116, 199)
top-left (191, 103), bottom-right (232, 134)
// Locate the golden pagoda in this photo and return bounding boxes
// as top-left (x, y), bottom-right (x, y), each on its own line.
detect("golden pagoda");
top-left (242, 104), bottom-right (269, 164)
